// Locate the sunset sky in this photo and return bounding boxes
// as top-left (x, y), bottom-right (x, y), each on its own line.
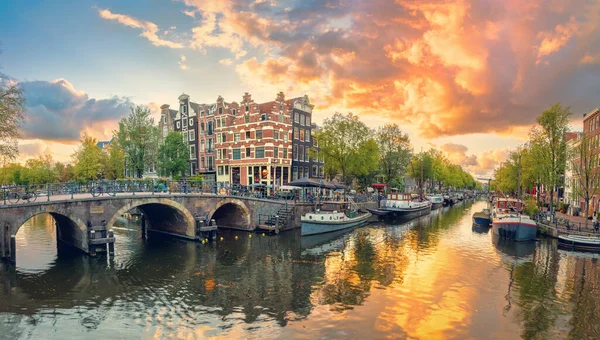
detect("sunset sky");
top-left (1, 0), bottom-right (599, 178)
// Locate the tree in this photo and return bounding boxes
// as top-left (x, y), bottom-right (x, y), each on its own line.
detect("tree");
top-left (23, 154), bottom-right (58, 184)
top-left (72, 134), bottom-right (106, 181)
top-left (376, 124), bottom-right (412, 185)
top-left (0, 61), bottom-right (26, 161)
top-left (158, 131), bottom-right (189, 179)
top-left (116, 106), bottom-right (159, 178)
top-left (408, 152), bottom-right (433, 191)
top-left (571, 134), bottom-right (598, 228)
top-left (105, 142), bottom-right (125, 180)
top-left (533, 103), bottom-right (572, 212)
top-left (314, 112), bottom-right (379, 184)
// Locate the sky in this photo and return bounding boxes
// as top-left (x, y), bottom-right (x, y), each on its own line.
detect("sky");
top-left (1, 0), bottom-right (599, 178)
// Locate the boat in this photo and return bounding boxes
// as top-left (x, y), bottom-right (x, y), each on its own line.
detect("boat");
top-left (472, 208), bottom-right (491, 227)
top-left (491, 197), bottom-right (537, 241)
top-left (378, 190), bottom-right (432, 219)
top-left (443, 194), bottom-right (454, 206)
top-left (301, 201), bottom-right (371, 236)
top-left (426, 195), bottom-right (444, 209)
top-left (558, 234), bottom-right (600, 252)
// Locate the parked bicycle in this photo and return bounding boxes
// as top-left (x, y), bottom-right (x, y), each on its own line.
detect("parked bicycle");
top-left (6, 187), bottom-right (38, 203)
top-left (90, 184), bottom-right (116, 197)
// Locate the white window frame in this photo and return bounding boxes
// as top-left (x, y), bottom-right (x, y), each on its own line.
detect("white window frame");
top-left (189, 118), bottom-right (194, 126)
top-left (176, 121), bottom-right (181, 129)
top-left (189, 129), bottom-right (195, 141)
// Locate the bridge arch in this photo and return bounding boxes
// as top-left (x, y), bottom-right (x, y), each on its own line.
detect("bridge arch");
top-left (13, 208), bottom-right (89, 253)
top-left (209, 198), bottom-right (252, 230)
top-left (106, 198), bottom-right (196, 239)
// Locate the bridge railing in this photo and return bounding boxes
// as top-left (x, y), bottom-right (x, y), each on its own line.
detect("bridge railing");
top-left (1, 180), bottom-right (378, 205)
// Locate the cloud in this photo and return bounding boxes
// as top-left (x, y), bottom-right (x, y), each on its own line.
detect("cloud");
top-left (219, 58), bottom-right (233, 65)
top-left (440, 143), bottom-right (511, 177)
top-left (178, 55), bottom-right (189, 70)
top-left (20, 79), bottom-right (132, 141)
top-left (98, 9), bottom-right (184, 49)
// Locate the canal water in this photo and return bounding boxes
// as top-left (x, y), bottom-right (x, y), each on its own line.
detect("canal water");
top-left (1, 200), bottom-right (600, 339)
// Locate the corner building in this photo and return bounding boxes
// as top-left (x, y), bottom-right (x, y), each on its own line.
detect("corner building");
top-left (286, 95), bottom-right (324, 180)
top-left (216, 92), bottom-right (293, 186)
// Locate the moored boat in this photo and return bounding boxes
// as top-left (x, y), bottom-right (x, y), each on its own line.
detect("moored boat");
top-left (472, 208), bottom-right (491, 227)
top-left (558, 234), bottom-right (600, 252)
top-left (426, 195), bottom-right (444, 209)
top-left (301, 202), bottom-right (371, 236)
top-left (491, 198), bottom-right (537, 241)
top-left (379, 191), bottom-right (432, 219)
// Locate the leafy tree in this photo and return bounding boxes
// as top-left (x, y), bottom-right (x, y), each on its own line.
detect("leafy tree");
top-left (376, 124), bottom-right (412, 185)
top-left (571, 133), bottom-right (598, 227)
top-left (158, 131), bottom-right (189, 179)
top-left (23, 154), bottom-right (58, 184)
top-left (314, 112), bottom-right (379, 184)
top-left (0, 62), bottom-right (26, 160)
top-left (0, 163), bottom-right (26, 185)
top-left (408, 152), bottom-right (433, 191)
top-left (116, 106), bottom-right (159, 178)
top-left (72, 135), bottom-right (106, 181)
top-left (105, 142), bottom-right (125, 180)
top-left (532, 103), bottom-right (572, 212)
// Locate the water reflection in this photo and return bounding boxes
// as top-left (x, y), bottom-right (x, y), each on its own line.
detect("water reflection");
top-left (3, 202), bottom-right (600, 338)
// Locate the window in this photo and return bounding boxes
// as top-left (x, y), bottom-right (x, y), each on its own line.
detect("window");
top-left (312, 165), bottom-right (318, 178)
top-left (233, 149), bottom-right (241, 160)
top-left (183, 118), bottom-right (188, 128)
top-left (181, 105), bottom-right (187, 114)
top-left (176, 121), bottom-right (181, 129)
top-left (300, 129), bottom-right (305, 141)
top-left (221, 118), bottom-right (226, 127)
top-left (256, 130), bottom-right (263, 139)
top-left (274, 147), bottom-right (279, 158)
top-left (320, 153), bottom-right (324, 163)
top-left (293, 166), bottom-right (298, 181)
top-left (221, 133), bottom-right (227, 142)
top-left (200, 110), bottom-right (204, 117)
top-left (219, 107), bottom-right (222, 114)
top-left (245, 105), bottom-right (249, 112)
top-left (295, 113), bottom-right (300, 123)
top-left (234, 133), bottom-right (240, 142)
top-left (301, 114), bottom-right (306, 126)
top-left (216, 119), bottom-right (221, 128)
top-left (183, 131), bottom-right (188, 142)
top-left (207, 121), bottom-right (214, 135)
top-left (189, 118), bottom-right (194, 126)
top-left (305, 147), bottom-right (308, 162)
top-left (208, 138), bottom-right (214, 152)
top-left (217, 134), bottom-right (222, 144)
top-left (189, 129), bottom-right (195, 141)
top-left (200, 122), bottom-right (205, 135)
top-left (293, 145), bottom-right (298, 160)
top-left (274, 131), bottom-right (279, 140)
top-left (246, 131), bottom-right (251, 139)
top-left (244, 115), bottom-right (250, 124)
top-left (261, 113), bottom-right (268, 121)
top-left (283, 148), bottom-right (288, 159)
top-left (306, 132), bottom-right (310, 143)
top-left (218, 166), bottom-right (224, 176)
top-left (246, 148), bottom-right (251, 157)
top-left (313, 150), bottom-right (318, 162)
top-left (304, 167), bottom-right (309, 178)
top-left (162, 115), bottom-right (167, 124)
top-left (233, 109), bottom-right (237, 115)
top-left (200, 157), bottom-right (205, 169)
top-left (319, 166), bottom-right (324, 177)
top-left (255, 147), bottom-right (265, 158)
top-left (279, 114), bottom-right (284, 123)
top-left (200, 140), bottom-right (205, 152)
top-left (284, 133), bottom-right (289, 142)
top-left (190, 145), bottom-right (196, 159)
top-left (208, 156), bottom-right (214, 170)
top-left (294, 127), bottom-right (299, 139)
top-left (307, 116), bottom-right (311, 126)
top-left (313, 137), bottom-right (318, 147)
top-left (162, 126), bottom-right (168, 137)
top-left (299, 146), bottom-right (305, 161)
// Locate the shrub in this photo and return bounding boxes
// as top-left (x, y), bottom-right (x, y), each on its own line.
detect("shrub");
top-left (524, 198), bottom-right (540, 218)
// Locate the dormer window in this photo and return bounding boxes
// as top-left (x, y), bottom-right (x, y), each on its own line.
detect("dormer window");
top-left (219, 107), bottom-right (223, 114)
top-left (245, 105), bottom-right (249, 112)
top-left (233, 109), bottom-right (237, 115)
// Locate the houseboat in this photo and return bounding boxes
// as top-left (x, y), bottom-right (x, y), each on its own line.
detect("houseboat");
top-left (558, 234), bottom-right (600, 252)
top-left (301, 202), bottom-right (371, 236)
top-left (426, 195), bottom-right (444, 209)
top-left (368, 190), bottom-right (431, 219)
top-left (491, 198), bottom-right (537, 242)
top-left (473, 208), bottom-right (492, 227)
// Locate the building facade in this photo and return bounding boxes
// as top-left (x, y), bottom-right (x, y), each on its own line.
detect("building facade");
top-left (576, 108), bottom-right (600, 215)
top-left (173, 94), bottom-right (199, 176)
top-left (215, 92), bottom-right (293, 186)
top-left (286, 95), bottom-right (324, 180)
top-left (159, 104), bottom-right (178, 142)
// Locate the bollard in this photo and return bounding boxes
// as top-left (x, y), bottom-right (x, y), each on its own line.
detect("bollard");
top-left (108, 230), bottom-right (115, 256)
top-left (10, 235), bottom-right (16, 264)
top-left (89, 230), bottom-right (96, 256)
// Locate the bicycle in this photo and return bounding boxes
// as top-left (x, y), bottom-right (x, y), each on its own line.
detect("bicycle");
top-left (6, 187), bottom-right (37, 204)
top-left (91, 184), bottom-right (116, 197)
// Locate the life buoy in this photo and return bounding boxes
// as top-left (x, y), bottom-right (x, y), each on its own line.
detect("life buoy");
top-left (219, 188), bottom-right (226, 195)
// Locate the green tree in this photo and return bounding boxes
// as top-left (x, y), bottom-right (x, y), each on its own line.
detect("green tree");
top-left (571, 133), bottom-right (598, 227)
top-left (116, 106), bottom-right (159, 178)
top-left (23, 154), bottom-right (58, 184)
top-left (73, 135), bottom-right (106, 181)
top-left (314, 112), bottom-right (379, 184)
top-left (105, 142), bottom-right (125, 180)
top-left (376, 124), bottom-right (412, 185)
top-left (408, 152), bottom-right (433, 191)
top-left (0, 62), bottom-right (26, 161)
top-left (158, 131), bottom-right (190, 179)
top-left (532, 103), bottom-right (572, 212)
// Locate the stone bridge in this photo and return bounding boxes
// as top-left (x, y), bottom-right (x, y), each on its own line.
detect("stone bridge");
top-left (0, 193), bottom-right (292, 262)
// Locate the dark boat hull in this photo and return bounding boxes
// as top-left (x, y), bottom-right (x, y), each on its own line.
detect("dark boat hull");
top-left (366, 208), bottom-right (390, 216)
top-left (382, 205), bottom-right (431, 220)
top-left (431, 202), bottom-right (444, 210)
top-left (473, 217), bottom-right (491, 227)
top-left (558, 237), bottom-right (600, 252)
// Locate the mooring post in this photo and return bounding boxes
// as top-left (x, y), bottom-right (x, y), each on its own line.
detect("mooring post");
top-left (89, 230), bottom-right (96, 256)
top-left (107, 230), bottom-right (115, 256)
top-left (9, 235), bottom-right (16, 264)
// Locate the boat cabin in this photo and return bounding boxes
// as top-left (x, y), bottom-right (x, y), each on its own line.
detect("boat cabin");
top-left (494, 198), bottom-right (523, 213)
top-left (387, 192), bottom-right (412, 201)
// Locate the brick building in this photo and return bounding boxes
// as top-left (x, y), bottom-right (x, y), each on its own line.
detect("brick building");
top-left (173, 94), bottom-right (199, 176)
top-left (215, 92), bottom-right (293, 186)
top-left (286, 95), bottom-right (324, 180)
top-left (159, 104), bottom-right (178, 142)
top-left (578, 107), bottom-right (600, 214)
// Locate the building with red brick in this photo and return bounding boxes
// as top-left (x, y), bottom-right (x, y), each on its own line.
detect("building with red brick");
top-left (577, 107), bottom-right (600, 214)
top-left (215, 92), bottom-right (293, 186)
